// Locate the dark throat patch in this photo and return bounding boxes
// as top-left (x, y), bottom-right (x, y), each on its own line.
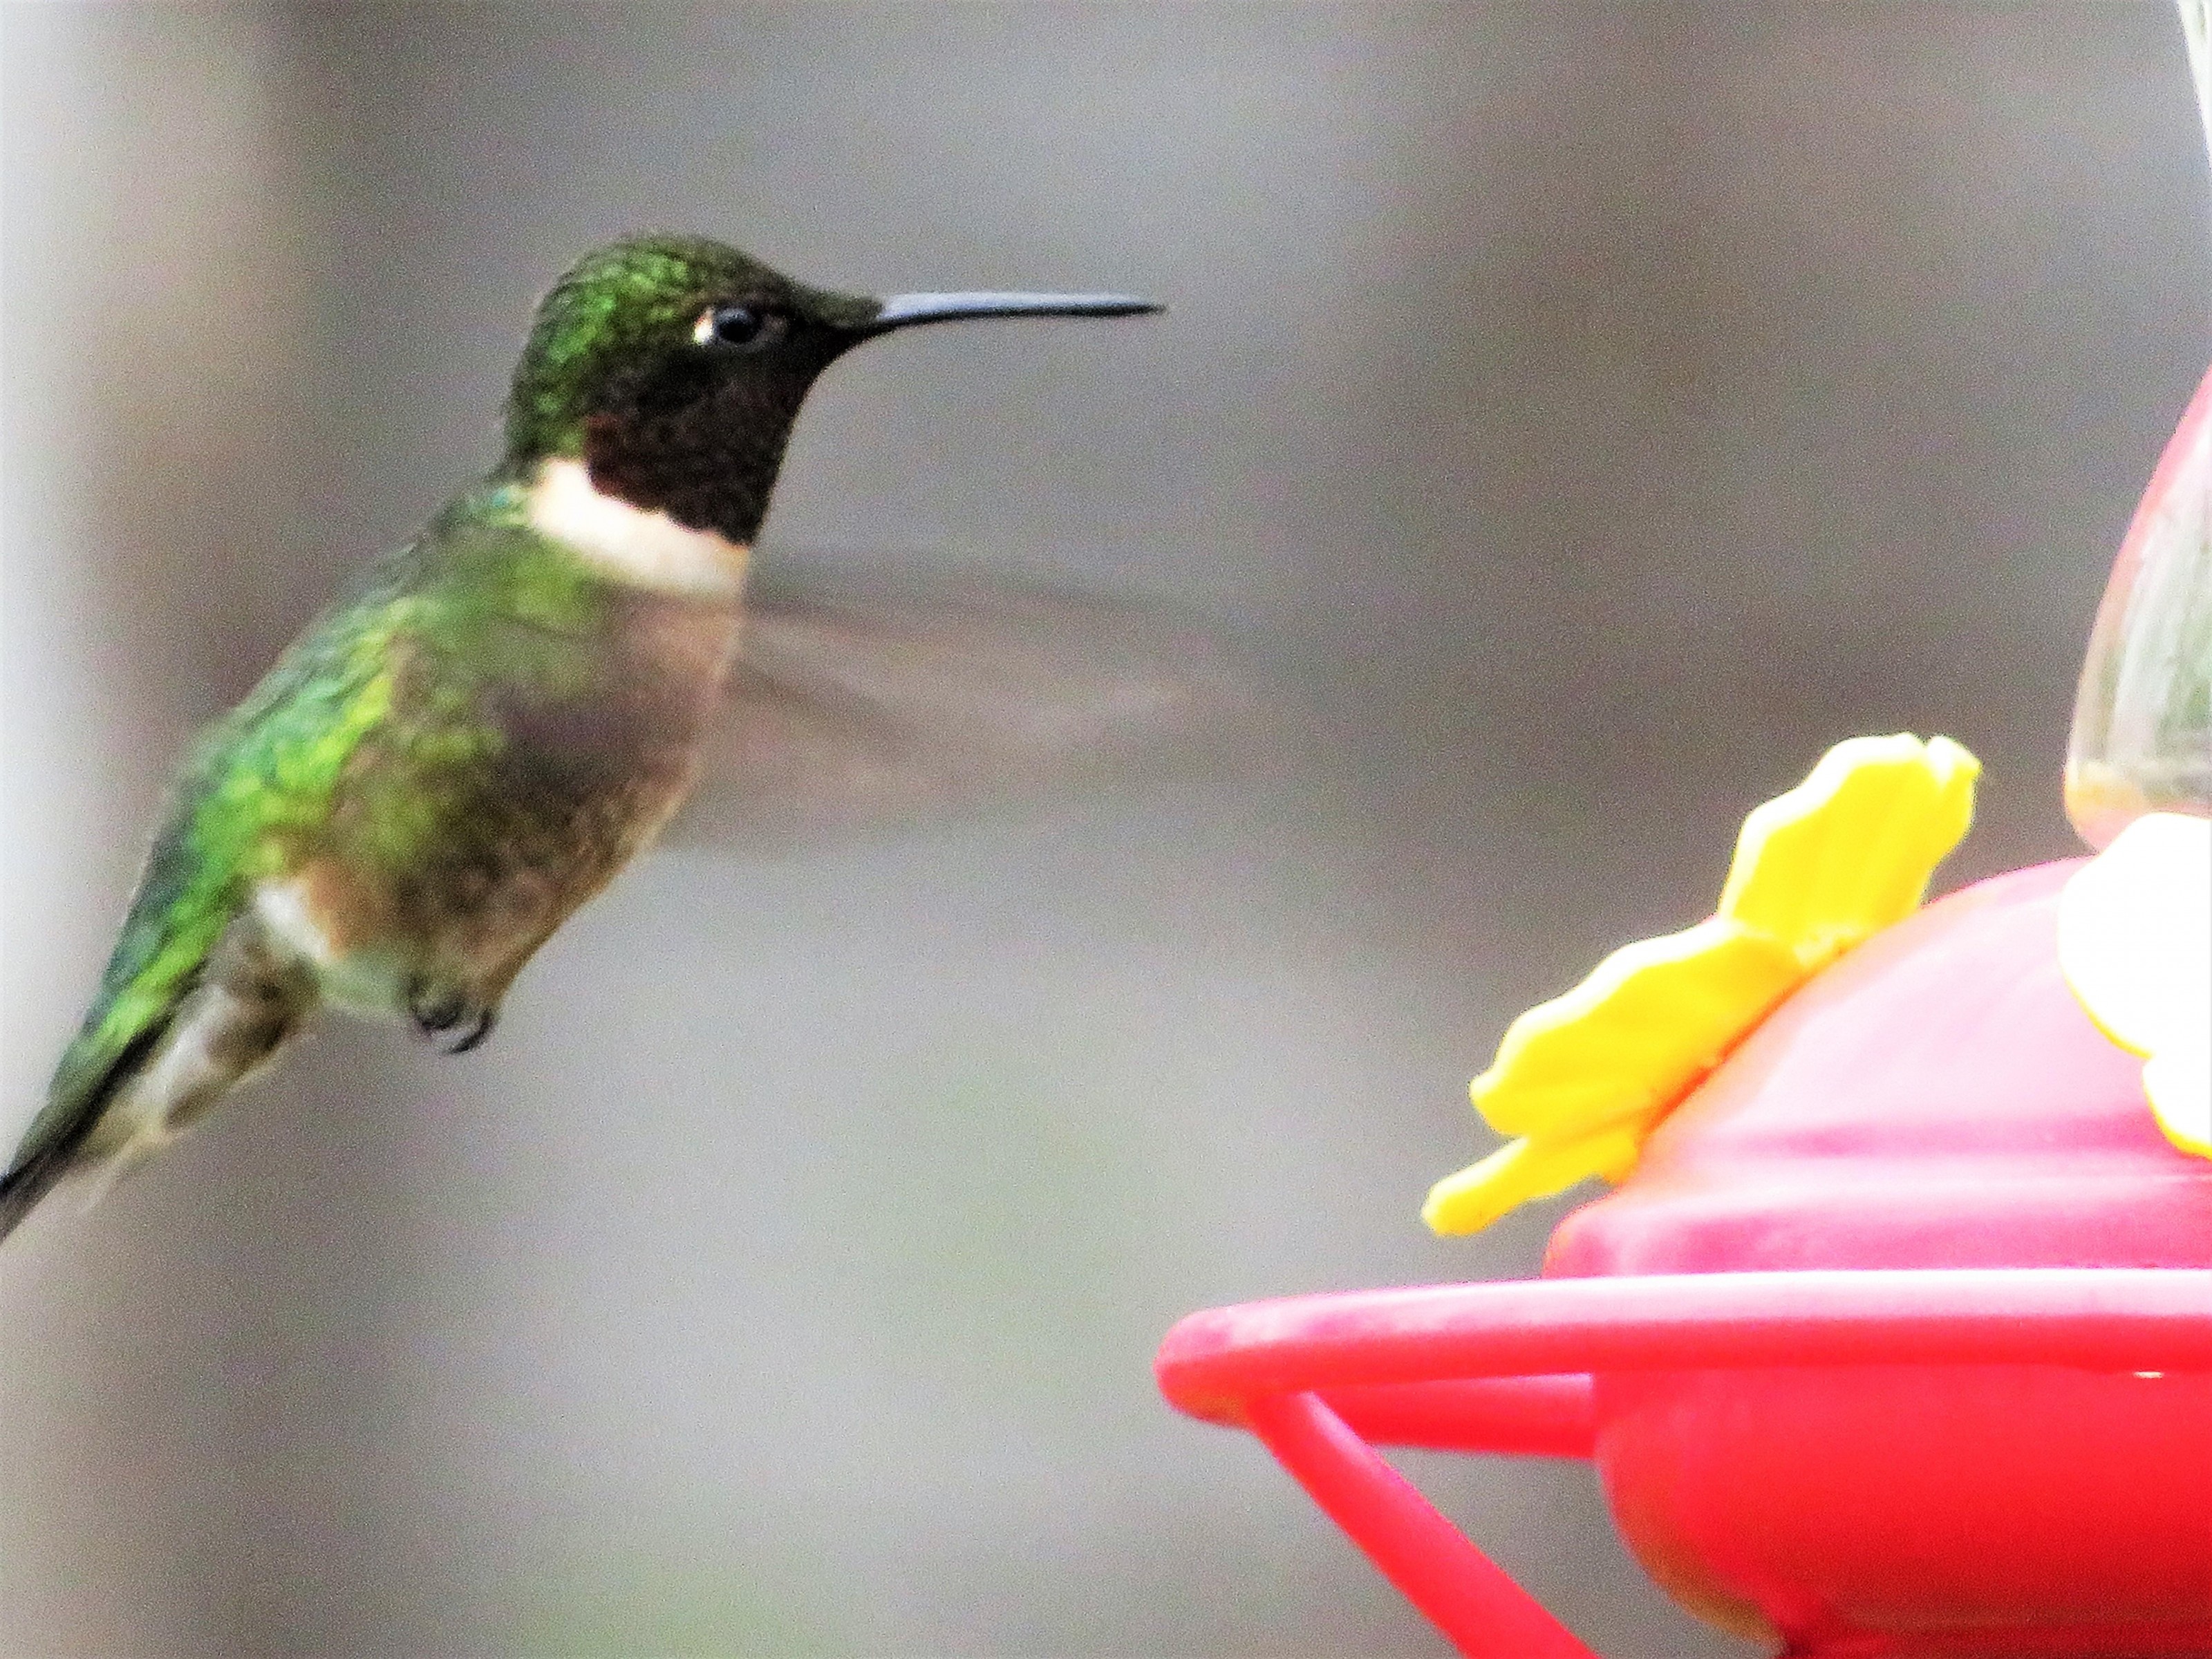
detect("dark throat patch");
top-left (582, 362), bottom-right (823, 545)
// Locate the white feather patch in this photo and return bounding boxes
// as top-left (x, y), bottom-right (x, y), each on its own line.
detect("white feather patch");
top-left (105, 991), bottom-right (242, 1152)
top-left (525, 458), bottom-right (750, 599)
top-left (254, 878), bottom-right (341, 970)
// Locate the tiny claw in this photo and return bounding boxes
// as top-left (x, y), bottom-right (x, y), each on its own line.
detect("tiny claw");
top-left (406, 980), bottom-right (496, 1056)
top-left (440, 1007), bottom-right (496, 1055)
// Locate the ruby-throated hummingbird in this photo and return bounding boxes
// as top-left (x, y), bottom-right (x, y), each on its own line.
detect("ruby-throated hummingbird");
top-left (1, 235), bottom-right (1158, 1243)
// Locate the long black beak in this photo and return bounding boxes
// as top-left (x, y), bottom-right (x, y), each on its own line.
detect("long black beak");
top-left (865, 290), bottom-right (1163, 335)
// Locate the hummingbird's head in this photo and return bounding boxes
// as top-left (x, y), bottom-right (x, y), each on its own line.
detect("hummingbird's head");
top-left (505, 235), bottom-right (1159, 545)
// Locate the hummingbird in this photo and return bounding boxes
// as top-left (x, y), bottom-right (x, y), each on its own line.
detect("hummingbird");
top-left (1, 235), bottom-right (1159, 1244)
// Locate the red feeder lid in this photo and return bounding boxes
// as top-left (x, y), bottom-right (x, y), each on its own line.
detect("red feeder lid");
top-left (1546, 859), bottom-right (2212, 1279)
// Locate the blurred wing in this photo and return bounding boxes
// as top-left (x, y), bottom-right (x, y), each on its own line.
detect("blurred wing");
top-left (660, 569), bottom-right (1284, 852)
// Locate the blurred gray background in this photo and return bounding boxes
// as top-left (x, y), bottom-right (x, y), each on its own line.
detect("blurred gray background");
top-left (3, 5), bottom-right (2206, 1656)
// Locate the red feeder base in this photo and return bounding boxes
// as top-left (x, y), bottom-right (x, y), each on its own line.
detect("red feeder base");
top-left (1157, 864), bottom-right (2212, 1656)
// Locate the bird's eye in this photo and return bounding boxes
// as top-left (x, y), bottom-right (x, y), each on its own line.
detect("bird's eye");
top-left (695, 303), bottom-right (782, 350)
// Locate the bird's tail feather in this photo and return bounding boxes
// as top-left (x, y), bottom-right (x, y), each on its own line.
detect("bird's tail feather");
top-left (0, 1018), bottom-right (173, 1244)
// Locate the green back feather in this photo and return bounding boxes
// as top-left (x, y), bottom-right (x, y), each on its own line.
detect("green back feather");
top-left (18, 556), bottom-right (412, 1172)
top-left (16, 487), bottom-right (610, 1178)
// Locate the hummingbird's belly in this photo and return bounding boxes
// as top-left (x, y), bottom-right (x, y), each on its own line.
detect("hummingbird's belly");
top-left (260, 769), bottom-right (696, 1022)
top-left (261, 592), bottom-right (740, 1021)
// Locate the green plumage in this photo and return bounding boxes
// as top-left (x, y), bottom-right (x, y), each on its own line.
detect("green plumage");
top-left (27, 544), bottom-right (429, 1174)
top-left (5, 239), bottom-right (797, 1236)
top-left (6, 232), bottom-right (1156, 1245)
top-left (13, 484), bottom-right (711, 1221)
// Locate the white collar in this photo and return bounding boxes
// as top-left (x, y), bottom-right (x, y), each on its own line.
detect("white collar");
top-left (525, 458), bottom-right (749, 601)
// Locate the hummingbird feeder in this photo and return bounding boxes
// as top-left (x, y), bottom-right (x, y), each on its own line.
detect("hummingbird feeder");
top-left (1156, 19), bottom-right (2212, 1654)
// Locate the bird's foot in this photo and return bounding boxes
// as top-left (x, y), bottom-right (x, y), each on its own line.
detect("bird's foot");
top-left (406, 978), bottom-right (496, 1055)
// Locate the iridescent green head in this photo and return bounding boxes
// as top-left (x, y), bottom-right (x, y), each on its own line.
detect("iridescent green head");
top-left (504, 234), bottom-right (1159, 544)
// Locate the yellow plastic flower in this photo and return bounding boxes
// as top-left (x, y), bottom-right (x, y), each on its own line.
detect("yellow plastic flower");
top-left (2057, 812), bottom-right (2212, 1158)
top-left (1425, 734), bottom-right (1980, 1235)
